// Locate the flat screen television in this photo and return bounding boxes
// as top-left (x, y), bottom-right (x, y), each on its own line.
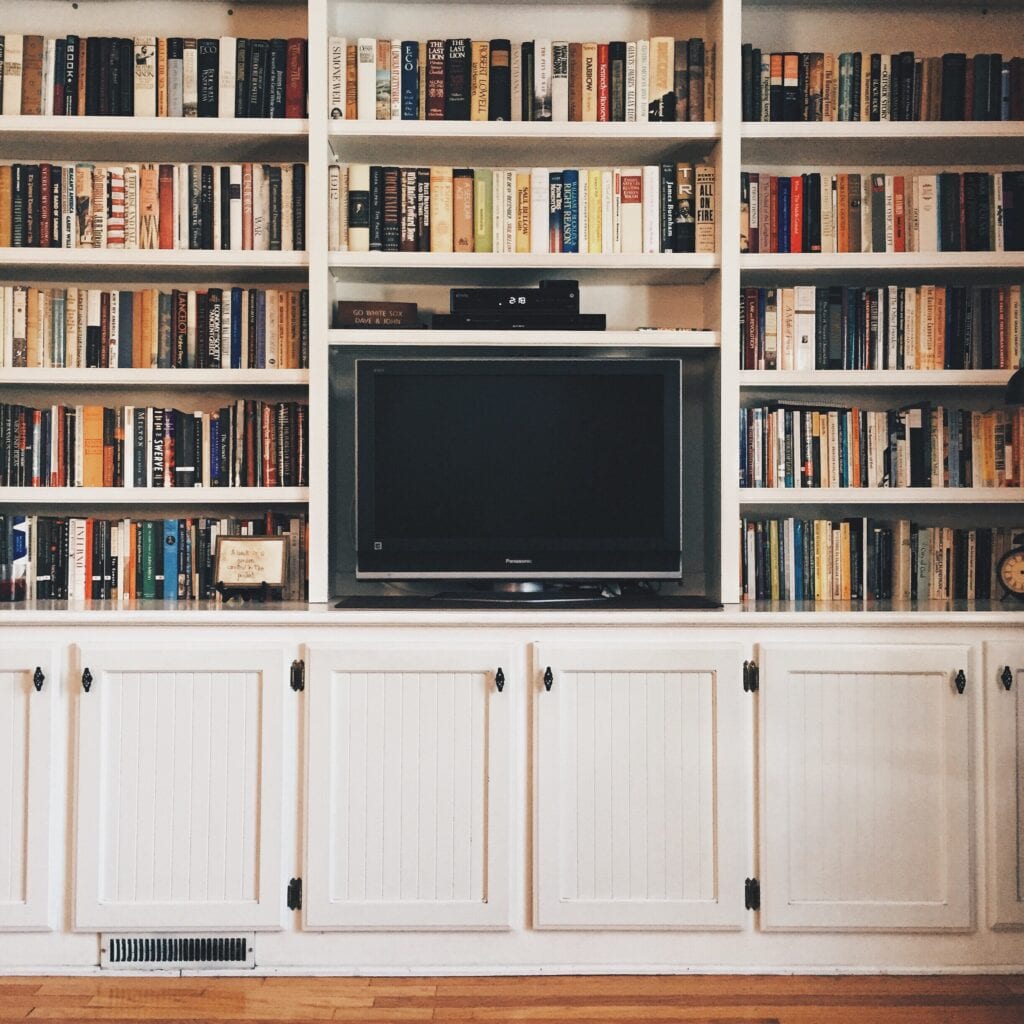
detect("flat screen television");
top-left (355, 357), bottom-right (682, 586)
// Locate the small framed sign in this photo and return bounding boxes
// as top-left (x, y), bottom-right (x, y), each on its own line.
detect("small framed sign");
top-left (214, 536), bottom-right (287, 599)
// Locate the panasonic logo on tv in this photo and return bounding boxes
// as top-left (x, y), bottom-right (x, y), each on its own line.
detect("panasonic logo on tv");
top-left (505, 558), bottom-right (533, 565)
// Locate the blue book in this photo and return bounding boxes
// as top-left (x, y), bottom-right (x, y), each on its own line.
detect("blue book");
top-left (163, 519), bottom-right (179, 601)
top-left (210, 413), bottom-right (220, 485)
top-left (118, 291), bottom-right (134, 367)
top-left (561, 169), bottom-right (579, 253)
top-left (230, 287), bottom-right (243, 369)
top-left (793, 519), bottom-right (804, 599)
top-left (256, 290), bottom-right (267, 367)
top-left (777, 177), bottom-right (791, 253)
top-left (738, 409), bottom-right (747, 485)
top-left (840, 411), bottom-right (849, 487)
top-left (401, 42), bottom-right (420, 120)
top-left (548, 172), bottom-right (563, 252)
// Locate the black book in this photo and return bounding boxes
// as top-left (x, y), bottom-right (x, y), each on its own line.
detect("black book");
top-left (193, 416), bottom-right (204, 488)
top-left (247, 39), bottom-right (269, 117)
top-left (176, 412), bottom-right (194, 487)
top-left (268, 38), bottom-right (287, 118)
top-left (121, 37), bottom-right (135, 115)
top-left (196, 292), bottom-right (209, 368)
top-left (172, 290), bottom-right (188, 368)
top-left (850, 50), bottom-right (862, 120)
top-left (415, 167), bottom-right (431, 250)
top-left (200, 165), bottom-right (214, 249)
top-left (897, 51), bottom-right (914, 121)
top-left (85, 37), bottom-right (101, 115)
top-left (234, 38), bottom-right (249, 116)
top-left (672, 41), bottom-right (687, 124)
top-left (975, 173), bottom-right (991, 252)
top-left (521, 42), bottom-right (534, 120)
top-left (988, 53), bottom-right (1003, 121)
top-left (444, 38), bottom-right (470, 119)
top-left (911, 59), bottom-right (923, 121)
top-left (826, 286), bottom-right (844, 369)
top-left (64, 36), bottom-right (79, 114)
top-left (805, 172), bottom-right (821, 252)
top-left (188, 165), bottom-right (203, 249)
top-left (98, 37), bottom-right (113, 115)
top-left (10, 165), bottom-right (25, 248)
top-left (382, 166), bottom-right (401, 252)
top-left (291, 163), bottom-right (305, 251)
top-left (751, 48), bottom-right (763, 121)
top-left (220, 165), bottom-right (231, 248)
top-left (23, 165), bottom-right (40, 248)
top-left (973, 53), bottom-right (991, 120)
top-left (197, 38), bottom-right (219, 116)
top-left (133, 409), bottom-right (146, 486)
top-left (488, 39), bottom-right (512, 120)
top-left (268, 166), bottom-right (283, 250)
top-left (369, 165), bottom-right (384, 251)
top-left (938, 172), bottom-right (962, 251)
top-left (660, 163), bottom-right (676, 253)
top-left (869, 53), bottom-right (881, 120)
top-left (1003, 171), bottom-right (1024, 251)
top-left (208, 288), bottom-right (223, 368)
top-left (107, 38), bottom-right (122, 116)
top-left (940, 53), bottom-right (966, 120)
top-left (299, 289), bottom-right (310, 369)
top-left (976, 529), bottom-right (993, 599)
top-left (741, 43), bottom-right (753, 121)
top-left (610, 41), bottom-right (627, 122)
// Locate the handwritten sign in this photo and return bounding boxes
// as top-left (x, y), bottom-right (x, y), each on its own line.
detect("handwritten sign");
top-left (214, 536), bottom-right (287, 588)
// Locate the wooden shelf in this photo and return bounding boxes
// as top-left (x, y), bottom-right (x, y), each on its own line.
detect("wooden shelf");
top-left (0, 487), bottom-right (309, 505)
top-left (328, 329), bottom-right (720, 348)
top-left (739, 488), bottom-right (1024, 505)
top-left (739, 370), bottom-right (1013, 388)
top-left (0, 369), bottom-right (309, 386)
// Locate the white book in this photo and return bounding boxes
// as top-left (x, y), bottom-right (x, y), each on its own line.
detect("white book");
top-left (625, 42), bottom-right (637, 122)
top-left (219, 37), bottom-right (237, 117)
top-left (492, 170), bottom-right (505, 254)
top-left (123, 165), bottom-right (138, 250)
top-left (904, 287), bottom-right (918, 368)
top-left (229, 164), bottom-right (243, 251)
top-left (619, 166), bottom-right (643, 254)
top-left (793, 286), bottom-right (816, 372)
top-left (503, 170), bottom-right (515, 253)
top-left (134, 37), bottom-right (157, 117)
top-left (337, 164), bottom-right (349, 252)
top-left (71, 519), bottom-right (86, 599)
top-left (642, 165), bottom-right (660, 253)
top-left (529, 167), bottom-right (548, 253)
top-left (2, 35), bottom-right (23, 115)
top-left (253, 164), bottom-right (269, 250)
top-left (511, 44), bottom-right (522, 121)
top-left (183, 40), bottom-right (199, 117)
top-left (884, 174), bottom-right (895, 253)
top-left (613, 168), bottom-right (623, 253)
top-left (357, 39), bottom-right (377, 121)
top-left (578, 171), bottom-right (589, 252)
top-left (534, 39), bottom-right (552, 120)
top-left (176, 164), bottom-right (189, 249)
top-left (862, 175), bottom-right (872, 253)
top-left (601, 170), bottom-right (614, 253)
top-left (917, 174), bottom-right (938, 252)
top-left (636, 40), bottom-right (650, 123)
top-left (994, 172), bottom-right (1005, 252)
top-left (328, 165), bottom-right (342, 250)
top-left (552, 42), bottom-right (569, 121)
top-left (390, 40), bottom-right (401, 119)
top-left (212, 166), bottom-right (222, 250)
top-left (43, 39), bottom-right (55, 116)
top-left (0, 286), bottom-right (8, 367)
top-left (328, 37), bottom-right (347, 118)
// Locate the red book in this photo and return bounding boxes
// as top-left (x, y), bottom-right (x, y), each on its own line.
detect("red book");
top-left (39, 164), bottom-right (52, 247)
top-left (893, 175), bottom-right (906, 252)
top-left (285, 39), bottom-right (306, 118)
top-left (789, 174), bottom-right (803, 253)
top-left (768, 176), bottom-right (778, 253)
top-left (158, 165), bottom-right (174, 249)
top-left (597, 43), bottom-right (610, 121)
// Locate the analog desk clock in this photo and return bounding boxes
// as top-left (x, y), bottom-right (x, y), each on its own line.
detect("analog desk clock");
top-left (998, 533), bottom-right (1024, 601)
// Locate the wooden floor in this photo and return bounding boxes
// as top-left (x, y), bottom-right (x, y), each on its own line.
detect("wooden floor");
top-left (0, 975), bottom-right (1021, 1023)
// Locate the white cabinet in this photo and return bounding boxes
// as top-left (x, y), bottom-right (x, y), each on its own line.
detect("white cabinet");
top-left (759, 643), bottom-right (972, 931)
top-left (0, 645), bottom-right (58, 932)
top-left (304, 643), bottom-right (514, 929)
top-left (534, 642), bottom-right (747, 929)
top-left (985, 641), bottom-right (1024, 930)
top-left (73, 644), bottom-right (288, 931)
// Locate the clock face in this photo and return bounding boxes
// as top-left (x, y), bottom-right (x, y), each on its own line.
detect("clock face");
top-left (999, 550), bottom-right (1024, 597)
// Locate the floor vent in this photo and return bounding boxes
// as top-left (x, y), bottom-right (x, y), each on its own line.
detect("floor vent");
top-left (101, 933), bottom-right (255, 970)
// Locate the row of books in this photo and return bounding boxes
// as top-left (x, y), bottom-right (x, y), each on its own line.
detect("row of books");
top-left (741, 516), bottom-right (1020, 602)
top-left (0, 162), bottom-right (307, 251)
top-left (0, 513), bottom-right (306, 602)
top-left (0, 34), bottom-right (307, 118)
top-left (740, 403), bottom-right (1022, 490)
top-left (0, 286), bottom-right (309, 370)
top-left (740, 285), bottom-right (1023, 371)
top-left (329, 163), bottom-right (716, 255)
top-left (741, 48), bottom-right (1024, 122)
top-left (0, 400), bottom-right (308, 489)
top-left (739, 171), bottom-right (1024, 254)
top-left (328, 37), bottom-right (714, 123)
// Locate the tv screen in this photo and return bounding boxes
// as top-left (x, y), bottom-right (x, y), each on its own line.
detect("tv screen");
top-left (355, 358), bottom-right (682, 579)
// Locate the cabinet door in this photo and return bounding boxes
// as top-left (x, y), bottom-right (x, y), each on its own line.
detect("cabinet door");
top-left (0, 645), bottom-right (57, 932)
top-left (534, 643), bottom-right (746, 929)
top-left (760, 643), bottom-right (971, 931)
top-left (74, 644), bottom-right (287, 931)
top-left (305, 644), bottom-right (513, 930)
top-left (986, 642), bottom-right (1024, 929)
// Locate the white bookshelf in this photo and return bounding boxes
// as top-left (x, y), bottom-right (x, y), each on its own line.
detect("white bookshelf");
top-left (0, 369), bottom-right (310, 386)
top-left (0, 487), bottom-right (310, 505)
top-left (739, 488), bottom-right (1024, 505)
top-left (739, 370), bottom-right (1012, 388)
top-left (328, 329), bottom-right (720, 348)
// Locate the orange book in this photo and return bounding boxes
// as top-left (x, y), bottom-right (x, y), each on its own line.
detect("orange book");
top-left (82, 406), bottom-right (105, 488)
top-left (138, 165), bottom-right (160, 249)
top-left (933, 286), bottom-right (946, 368)
top-left (158, 165), bottom-right (174, 249)
top-left (836, 173), bottom-right (850, 253)
top-left (78, 43), bottom-right (88, 116)
top-left (157, 39), bottom-right (168, 117)
top-left (892, 175), bottom-right (906, 253)
top-left (21, 35), bottom-right (44, 115)
top-left (346, 44), bottom-right (358, 120)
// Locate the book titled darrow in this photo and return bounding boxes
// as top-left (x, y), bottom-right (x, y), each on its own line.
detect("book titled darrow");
top-left (332, 300), bottom-right (419, 328)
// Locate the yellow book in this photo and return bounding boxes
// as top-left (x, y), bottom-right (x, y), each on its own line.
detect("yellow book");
top-left (429, 167), bottom-right (454, 253)
top-left (587, 170), bottom-right (602, 253)
top-left (0, 166), bottom-right (11, 245)
top-left (581, 43), bottom-right (598, 121)
top-left (515, 172), bottom-right (530, 253)
top-left (470, 41), bottom-right (490, 121)
top-left (25, 287), bottom-right (38, 367)
top-left (82, 405), bottom-right (105, 488)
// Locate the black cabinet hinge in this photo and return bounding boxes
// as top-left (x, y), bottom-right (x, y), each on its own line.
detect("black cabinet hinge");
top-left (954, 669), bottom-right (966, 695)
top-left (290, 659), bottom-right (305, 692)
top-left (33, 667), bottom-right (45, 692)
top-left (543, 666), bottom-right (554, 692)
top-left (82, 668), bottom-right (93, 693)
top-left (745, 877), bottom-right (760, 912)
top-left (743, 660), bottom-right (759, 693)
top-left (1002, 666), bottom-right (1014, 691)
top-left (287, 877), bottom-right (302, 911)
top-left (495, 667), bottom-right (505, 693)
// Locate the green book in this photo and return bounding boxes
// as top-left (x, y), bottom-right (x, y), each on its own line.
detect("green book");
top-left (141, 520), bottom-right (156, 600)
top-left (473, 169), bottom-right (493, 253)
